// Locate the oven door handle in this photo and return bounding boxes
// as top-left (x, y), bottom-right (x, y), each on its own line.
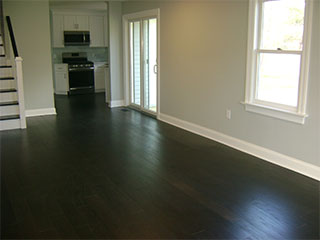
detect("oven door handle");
top-left (69, 67), bottom-right (95, 72)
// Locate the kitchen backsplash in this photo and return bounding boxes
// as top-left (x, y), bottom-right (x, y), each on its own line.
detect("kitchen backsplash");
top-left (52, 46), bottom-right (108, 63)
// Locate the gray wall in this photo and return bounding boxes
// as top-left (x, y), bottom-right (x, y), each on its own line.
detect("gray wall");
top-left (108, 1), bottom-right (124, 102)
top-left (315, 0), bottom-right (320, 167)
top-left (3, 0), bottom-right (55, 111)
top-left (122, 1), bottom-right (320, 167)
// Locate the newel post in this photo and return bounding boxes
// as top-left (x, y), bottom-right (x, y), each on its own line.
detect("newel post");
top-left (15, 57), bottom-right (26, 129)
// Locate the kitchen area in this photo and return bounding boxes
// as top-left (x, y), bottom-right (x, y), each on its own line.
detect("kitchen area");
top-left (49, 1), bottom-right (110, 103)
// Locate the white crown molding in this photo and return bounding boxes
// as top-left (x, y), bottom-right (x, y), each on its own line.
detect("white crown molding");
top-left (50, 1), bottom-right (108, 12)
top-left (158, 113), bottom-right (320, 181)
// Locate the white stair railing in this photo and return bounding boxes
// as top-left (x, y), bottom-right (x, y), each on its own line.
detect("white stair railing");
top-left (15, 57), bottom-right (26, 128)
top-left (6, 16), bottom-right (26, 129)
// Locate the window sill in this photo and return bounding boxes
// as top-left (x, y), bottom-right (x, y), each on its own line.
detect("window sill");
top-left (241, 102), bottom-right (308, 124)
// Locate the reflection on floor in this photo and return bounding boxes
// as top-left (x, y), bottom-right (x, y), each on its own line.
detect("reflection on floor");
top-left (1, 93), bottom-right (318, 239)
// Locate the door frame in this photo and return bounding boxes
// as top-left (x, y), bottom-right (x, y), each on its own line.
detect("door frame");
top-left (123, 9), bottom-right (160, 118)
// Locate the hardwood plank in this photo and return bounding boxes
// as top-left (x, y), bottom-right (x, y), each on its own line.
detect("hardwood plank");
top-left (1, 93), bottom-right (318, 239)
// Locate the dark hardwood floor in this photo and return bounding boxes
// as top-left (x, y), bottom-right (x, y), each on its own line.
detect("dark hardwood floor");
top-left (1, 93), bottom-right (319, 239)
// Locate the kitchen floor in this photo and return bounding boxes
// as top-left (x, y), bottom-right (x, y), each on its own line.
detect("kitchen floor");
top-left (1, 93), bottom-right (319, 239)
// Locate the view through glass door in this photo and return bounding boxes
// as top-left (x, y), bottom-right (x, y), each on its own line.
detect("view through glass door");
top-left (129, 17), bottom-right (158, 114)
top-left (130, 21), bottom-right (141, 106)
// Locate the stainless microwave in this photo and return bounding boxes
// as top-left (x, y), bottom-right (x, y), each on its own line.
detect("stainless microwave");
top-left (64, 31), bottom-right (90, 46)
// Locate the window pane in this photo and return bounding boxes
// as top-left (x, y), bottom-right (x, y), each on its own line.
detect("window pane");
top-left (261, 0), bottom-right (305, 50)
top-left (131, 21), bottom-right (141, 105)
top-left (256, 53), bottom-right (301, 107)
top-left (143, 18), bottom-right (157, 112)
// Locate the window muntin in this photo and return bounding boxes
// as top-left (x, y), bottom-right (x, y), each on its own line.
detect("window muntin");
top-left (244, 0), bottom-right (313, 124)
top-left (255, 0), bottom-right (306, 108)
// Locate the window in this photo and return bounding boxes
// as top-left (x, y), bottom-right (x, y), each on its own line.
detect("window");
top-left (244, 0), bottom-right (313, 124)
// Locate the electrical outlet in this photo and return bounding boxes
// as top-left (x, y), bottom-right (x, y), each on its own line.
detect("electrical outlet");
top-left (226, 109), bottom-right (232, 120)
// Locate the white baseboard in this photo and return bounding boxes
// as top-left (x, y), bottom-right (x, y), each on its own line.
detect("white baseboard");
top-left (158, 113), bottom-right (320, 181)
top-left (108, 100), bottom-right (125, 108)
top-left (26, 108), bottom-right (57, 117)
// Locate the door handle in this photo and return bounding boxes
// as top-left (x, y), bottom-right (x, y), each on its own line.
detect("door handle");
top-left (153, 64), bottom-right (158, 74)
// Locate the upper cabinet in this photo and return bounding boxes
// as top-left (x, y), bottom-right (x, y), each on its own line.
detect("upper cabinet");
top-left (52, 14), bottom-right (64, 48)
top-left (104, 16), bottom-right (109, 47)
top-left (51, 11), bottom-right (108, 48)
top-left (89, 15), bottom-right (108, 47)
top-left (64, 15), bottom-right (89, 31)
top-left (89, 16), bottom-right (104, 47)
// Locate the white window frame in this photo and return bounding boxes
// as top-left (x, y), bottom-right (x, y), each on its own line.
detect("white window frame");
top-left (243, 0), bottom-right (314, 124)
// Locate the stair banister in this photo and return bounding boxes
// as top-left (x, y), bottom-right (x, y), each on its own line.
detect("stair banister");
top-left (5, 16), bottom-right (18, 57)
top-left (5, 16), bottom-right (26, 128)
top-left (15, 57), bottom-right (26, 128)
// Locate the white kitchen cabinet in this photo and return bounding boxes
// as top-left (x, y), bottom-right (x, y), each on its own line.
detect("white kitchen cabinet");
top-left (54, 64), bottom-right (69, 95)
top-left (64, 15), bottom-right (89, 31)
top-left (76, 16), bottom-right (89, 30)
top-left (89, 16), bottom-right (105, 47)
top-left (51, 11), bottom-right (108, 48)
top-left (52, 14), bottom-right (64, 48)
top-left (94, 62), bottom-right (109, 95)
top-left (104, 16), bottom-right (109, 47)
top-left (63, 15), bottom-right (75, 31)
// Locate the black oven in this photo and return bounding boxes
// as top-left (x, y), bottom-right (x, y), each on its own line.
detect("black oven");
top-left (68, 65), bottom-right (95, 93)
top-left (62, 52), bottom-right (95, 95)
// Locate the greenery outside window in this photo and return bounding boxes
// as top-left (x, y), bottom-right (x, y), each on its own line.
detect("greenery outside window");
top-left (244, 0), bottom-right (314, 124)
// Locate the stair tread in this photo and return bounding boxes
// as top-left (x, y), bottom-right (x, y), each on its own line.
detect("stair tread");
top-left (0, 88), bottom-right (17, 93)
top-left (0, 65), bottom-right (12, 68)
top-left (0, 114), bottom-right (20, 121)
top-left (0, 101), bottom-right (19, 106)
top-left (0, 54), bottom-right (5, 57)
top-left (0, 77), bottom-right (14, 80)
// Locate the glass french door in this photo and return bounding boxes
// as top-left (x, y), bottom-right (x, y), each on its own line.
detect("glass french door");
top-left (129, 17), bottom-right (158, 114)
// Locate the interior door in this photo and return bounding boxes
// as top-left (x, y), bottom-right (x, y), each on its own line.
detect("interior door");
top-left (129, 17), bottom-right (158, 114)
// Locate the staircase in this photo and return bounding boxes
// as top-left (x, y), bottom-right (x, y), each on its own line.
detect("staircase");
top-left (0, 15), bottom-right (26, 130)
top-left (0, 35), bottom-right (19, 130)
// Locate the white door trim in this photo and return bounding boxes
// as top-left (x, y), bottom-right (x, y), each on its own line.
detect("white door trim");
top-left (122, 9), bottom-right (160, 118)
